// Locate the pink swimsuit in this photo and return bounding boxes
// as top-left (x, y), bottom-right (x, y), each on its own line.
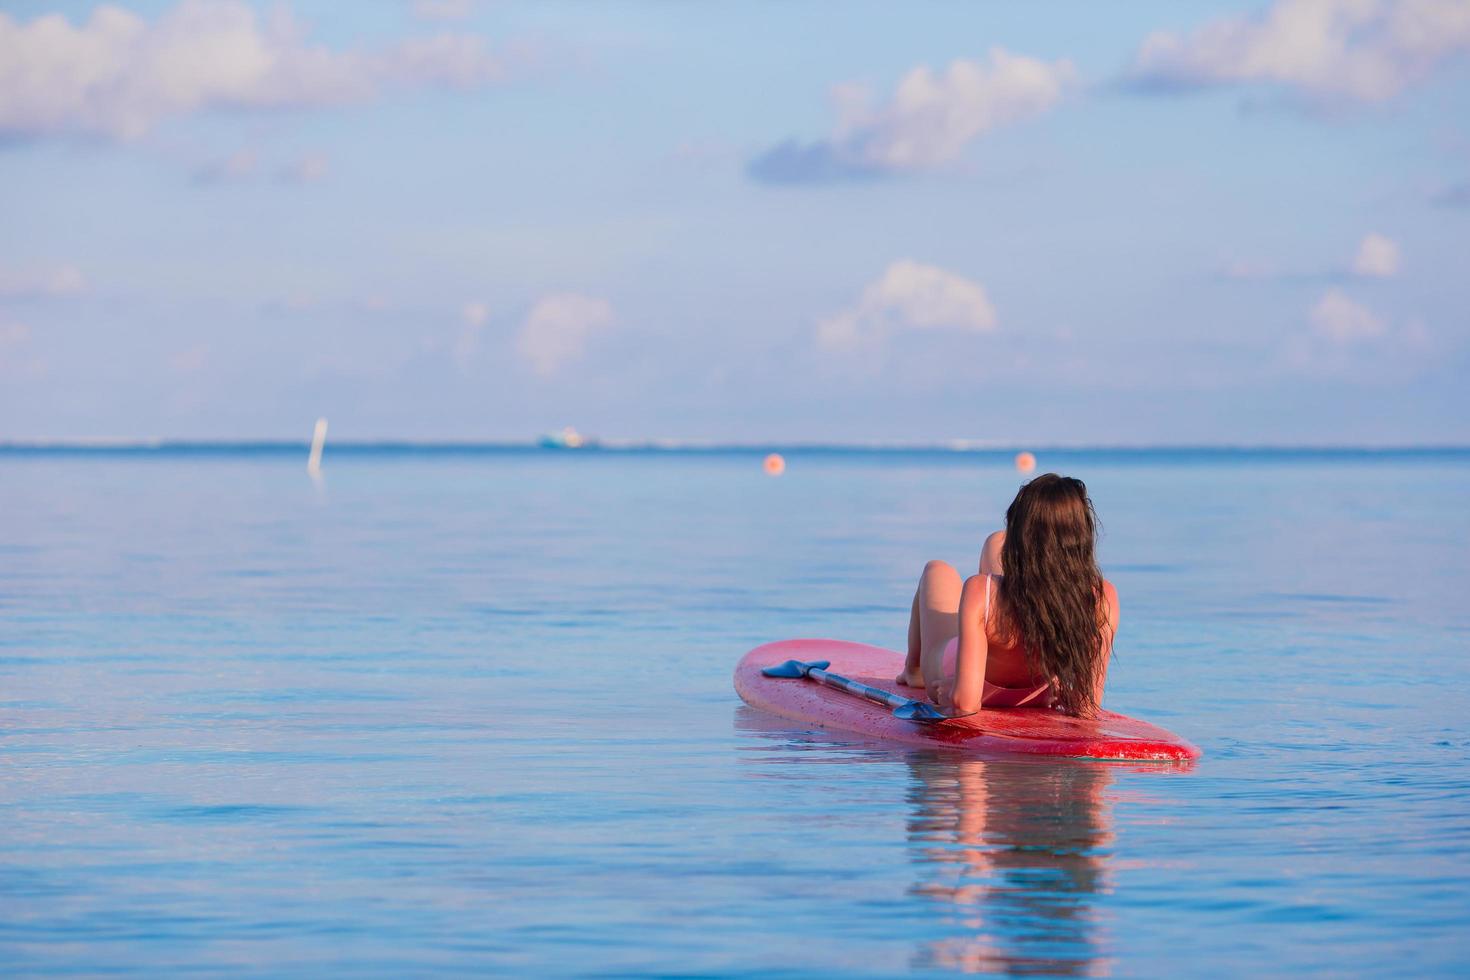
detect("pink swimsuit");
top-left (941, 574), bottom-right (1051, 708)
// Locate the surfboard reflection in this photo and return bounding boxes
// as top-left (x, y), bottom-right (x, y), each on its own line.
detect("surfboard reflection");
top-left (904, 754), bottom-right (1114, 976)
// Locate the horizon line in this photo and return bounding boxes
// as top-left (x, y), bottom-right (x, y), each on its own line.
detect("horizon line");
top-left (2, 438), bottom-right (1468, 453)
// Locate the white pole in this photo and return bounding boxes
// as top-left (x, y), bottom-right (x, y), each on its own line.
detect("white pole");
top-left (307, 417), bottom-right (328, 476)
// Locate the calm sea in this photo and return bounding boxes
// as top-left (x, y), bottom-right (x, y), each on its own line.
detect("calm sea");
top-left (2, 446), bottom-right (1467, 975)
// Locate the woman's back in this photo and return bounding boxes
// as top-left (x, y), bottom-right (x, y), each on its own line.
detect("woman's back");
top-left (902, 474), bottom-right (1117, 717)
top-left (982, 572), bottom-right (1118, 698)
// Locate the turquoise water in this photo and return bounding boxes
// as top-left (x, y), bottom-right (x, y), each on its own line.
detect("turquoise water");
top-left (2, 448), bottom-right (1468, 975)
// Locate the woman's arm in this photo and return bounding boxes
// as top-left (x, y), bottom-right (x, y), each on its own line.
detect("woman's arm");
top-left (1094, 580), bottom-right (1120, 708)
top-left (979, 530), bottom-right (1005, 575)
top-left (945, 574), bottom-right (990, 715)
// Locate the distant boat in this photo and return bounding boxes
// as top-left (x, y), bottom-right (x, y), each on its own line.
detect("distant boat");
top-left (538, 426), bottom-right (597, 449)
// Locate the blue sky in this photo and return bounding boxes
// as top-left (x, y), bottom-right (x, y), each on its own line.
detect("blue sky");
top-left (1, 0), bottom-right (1467, 443)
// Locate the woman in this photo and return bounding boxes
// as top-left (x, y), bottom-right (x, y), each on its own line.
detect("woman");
top-left (896, 474), bottom-right (1119, 718)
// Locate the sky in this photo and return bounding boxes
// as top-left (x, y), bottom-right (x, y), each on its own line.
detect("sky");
top-left (1, 0), bottom-right (1467, 445)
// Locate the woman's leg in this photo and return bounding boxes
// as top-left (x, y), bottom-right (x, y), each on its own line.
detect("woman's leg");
top-left (905, 589), bottom-right (922, 678)
top-left (898, 560), bottom-right (963, 687)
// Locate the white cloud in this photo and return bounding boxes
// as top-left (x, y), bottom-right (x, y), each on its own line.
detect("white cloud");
top-left (194, 147), bottom-right (327, 185)
top-left (453, 300), bottom-right (490, 369)
top-left (0, 320), bottom-right (42, 376)
top-left (277, 152), bottom-right (329, 184)
top-left (1351, 232), bottom-right (1400, 277)
top-left (516, 294), bottom-right (614, 376)
top-left (168, 345), bottom-right (208, 373)
top-left (1286, 289), bottom-right (1433, 378)
top-left (462, 301), bottom-right (490, 329)
top-left (1129, 0), bottom-right (1470, 104)
top-left (192, 146), bottom-right (258, 184)
top-left (0, 321), bottom-right (30, 347)
top-left (0, 1), bottom-right (505, 141)
top-left (1220, 257), bottom-right (1277, 280)
top-left (1310, 288), bottom-right (1385, 342)
top-left (0, 264), bottom-right (86, 298)
top-left (387, 33), bottom-right (506, 88)
top-left (750, 49), bottom-right (1076, 182)
top-left (818, 260), bottom-right (997, 350)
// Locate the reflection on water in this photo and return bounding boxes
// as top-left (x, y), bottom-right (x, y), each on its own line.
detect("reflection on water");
top-left (905, 755), bottom-right (1114, 976)
top-left (733, 707), bottom-right (1118, 975)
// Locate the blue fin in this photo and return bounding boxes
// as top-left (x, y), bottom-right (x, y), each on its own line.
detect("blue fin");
top-left (894, 700), bottom-right (948, 724)
top-left (761, 659), bottom-right (831, 678)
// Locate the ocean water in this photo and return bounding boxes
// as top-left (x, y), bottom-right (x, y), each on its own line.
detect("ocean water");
top-left (2, 447), bottom-right (1467, 975)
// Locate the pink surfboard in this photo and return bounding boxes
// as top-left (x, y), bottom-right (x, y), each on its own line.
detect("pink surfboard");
top-left (735, 639), bottom-right (1200, 762)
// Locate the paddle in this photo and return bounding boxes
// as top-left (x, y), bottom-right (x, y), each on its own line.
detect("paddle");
top-left (760, 659), bottom-right (949, 723)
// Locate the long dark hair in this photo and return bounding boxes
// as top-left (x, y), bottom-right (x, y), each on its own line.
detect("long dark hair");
top-left (996, 474), bottom-right (1110, 717)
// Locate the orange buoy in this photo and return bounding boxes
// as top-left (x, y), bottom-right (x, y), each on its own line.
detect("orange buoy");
top-left (1015, 451), bottom-right (1036, 474)
top-left (763, 453), bottom-right (786, 476)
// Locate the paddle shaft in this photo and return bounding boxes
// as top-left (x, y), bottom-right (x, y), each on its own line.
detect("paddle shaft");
top-left (804, 665), bottom-right (916, 711)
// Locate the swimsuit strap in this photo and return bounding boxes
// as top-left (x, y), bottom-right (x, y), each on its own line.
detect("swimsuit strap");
top-left (983, 574), bottom-right (992, 626)
top-left (1013, 683), bottom-right (1050, 707)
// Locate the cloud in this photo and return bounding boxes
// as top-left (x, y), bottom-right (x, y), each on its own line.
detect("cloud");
top-left (276, 152), bottom-right (329, 184)
top-left (1286, 288), bottom-right (1433, 378)
top-left (191, 146), bottom-right (258, 184)
top-left (818, 260), bottom-right (997, 351)
top-left (1218, 231), bottom-right (1405, 282)
top-left (462, 301), bottom-right (490, 329)
top-left (0, 1), bottom-right (505, 141)
top-left (1351, 232), bottom-right (1400, 277)
top-left (1219, 257), bottom-right (1278, 280)
top-left (0, 264), bottom-right (86, 298)
top-left (1127, 0), bottom-right (1470, 104)
top-left (516, 294), bottom-right (614, 376)
top-left (168, 345), bottom-right (208, 373)
top-left (453, 300), bottom-right (490, 369)
top-left (749, 49), bottom-right (1075, 183)
top-left (0, 320), bottom-right (44, 377)
top-left (1310, 288), bottom-right (1385, 342)
top-left (0, 321), bottom-right (30, 347)
top-left (1431, 180), bottom-right (1470, 207)
top-left (193, 148), bottom-right (329, 185)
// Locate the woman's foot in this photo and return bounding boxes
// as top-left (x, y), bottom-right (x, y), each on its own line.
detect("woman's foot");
top-left (895, 668), bottom-right (925, 688)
